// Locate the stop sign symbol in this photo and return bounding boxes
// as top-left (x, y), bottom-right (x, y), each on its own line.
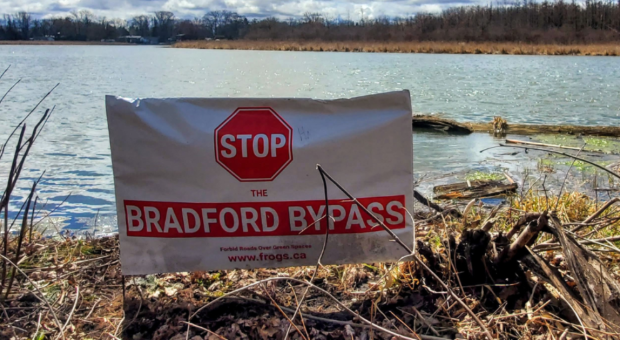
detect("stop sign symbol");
top-left (215, 107), bottom-right (293, 182)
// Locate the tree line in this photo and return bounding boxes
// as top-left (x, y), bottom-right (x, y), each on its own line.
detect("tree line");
top-left (1, 1), bottom-right (619, 44)
top-left (0, 10), bottom-right (249, 42)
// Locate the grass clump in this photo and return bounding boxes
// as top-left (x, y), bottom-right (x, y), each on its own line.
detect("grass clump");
top-left (534, 134), bottom-right (620, 154)
top-left (465, 170), bottom-right (505, 181)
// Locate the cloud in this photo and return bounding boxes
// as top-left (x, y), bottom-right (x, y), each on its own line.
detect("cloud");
top-left (0, 0), bottom-right (482, 20)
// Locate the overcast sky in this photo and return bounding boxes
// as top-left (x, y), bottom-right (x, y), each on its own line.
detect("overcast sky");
top-left (1, 0), bottom-right (480, 20)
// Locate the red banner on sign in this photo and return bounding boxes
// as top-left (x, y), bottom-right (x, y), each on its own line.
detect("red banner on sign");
top-left (125, 195), bottom-right (406, 238)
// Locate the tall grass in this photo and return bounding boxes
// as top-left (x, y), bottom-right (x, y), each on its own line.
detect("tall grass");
top-left (174, 40), bottom-right (620, 56)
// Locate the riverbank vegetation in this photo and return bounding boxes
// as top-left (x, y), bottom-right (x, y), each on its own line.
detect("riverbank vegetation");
top-left (2, 0), bottom-right (620, 47)
top-left (173, 40), bottom-right (620, 56)
top-left (2, 182), bottom-right (620, 339)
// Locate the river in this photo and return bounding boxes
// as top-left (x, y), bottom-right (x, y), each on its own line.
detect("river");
top-left (0, 45), bottom-right (618, 234)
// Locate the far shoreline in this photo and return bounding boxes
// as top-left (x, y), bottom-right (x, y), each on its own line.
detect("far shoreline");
top-left (0, 40), bottom-right (133, 46)
top-left (173, 40), bottom-right (620, 56)
top-left (2, 39), bottom-right (619, 56)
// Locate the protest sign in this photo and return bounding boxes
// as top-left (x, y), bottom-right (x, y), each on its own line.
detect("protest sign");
top-left (106, 91), bottom-right (413, 275)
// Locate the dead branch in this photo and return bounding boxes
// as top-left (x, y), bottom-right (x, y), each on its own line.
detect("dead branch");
top-left (551, 215), bottom-right (620, 333)
top-left (262, 284), bottom-right (308, 340)
top-left (505, 139), bottom-right (584, 152)
top-left (0, 83), bottom-right (58, 160)
top-left (496, 211), bottom-right (548, 263)
top-left (572, 197), bottom-right (620, 233)
top-left (533, 235), bottom-right (620, 251)
top-left (411, 306), bottom-right (442, 337)
top-left (0, 254), bottom-right (64, 338)
top-left (317, 165), bottom-right (494, 340)
top-left (56, 285), bottom-right (79, 340)
top-left (414, 190), bottom-right (461, 217)
top-left (0, 78), bottom-right (21, 106)
top-left (190, 277), bottom-right (441, 340)
top-left (523, 248), bottom-right (591, 333)
top-left (481, 203), bottom-right (504, 232)
top-left (0, 64), bottom-right (10, 80)
top-left (506, 213), bottom-right (541, 240)
top-left (3, 177), bottom-right (39, 299)
top-left (282, 166), bottom-right (332, 340)
top-left (482, 144), bottom-right (620, 180)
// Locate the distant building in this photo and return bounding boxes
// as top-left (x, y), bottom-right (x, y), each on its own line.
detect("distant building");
top-left (143, 37), bottom-right (159, 44)
top-left (32, 36), bottom-right (55, 41)
top-left (117, 36), bottom-right (143, 44)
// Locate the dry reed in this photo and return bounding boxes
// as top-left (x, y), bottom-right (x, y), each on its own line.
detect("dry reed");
top-left (174, 40), bottom-right (620, 56)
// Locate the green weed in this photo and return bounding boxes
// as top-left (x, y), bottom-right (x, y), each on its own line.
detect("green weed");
top-left (465, 171), bottom-right (505, 181)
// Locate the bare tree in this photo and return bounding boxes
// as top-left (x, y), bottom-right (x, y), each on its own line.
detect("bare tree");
top-left (303, 12), bottom-right (324, 24)
top-left (153, 11), bottom-right (174, 41)
top-left (131, 15), bottom-right (151, 36)
top-left (13, 12), bottom-right (31, 39)
top-left (203, 10), bottom-right (224, 37)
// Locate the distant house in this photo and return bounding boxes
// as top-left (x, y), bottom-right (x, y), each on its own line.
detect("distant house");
top-left (144, 37), bottom-right (159, 44)
top-left (32, 35), bottom-right (55, 41)
top-left (167, 34), bottom-right (187, 43)
top-left (117, 36), bottom-right (142, 44)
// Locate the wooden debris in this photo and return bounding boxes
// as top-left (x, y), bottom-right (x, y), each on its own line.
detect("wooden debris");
top-left (496, 212), bottom-right (548, 264)
top-left (550, 216), bottom-right (620, 333)
top-left (493, 116), bottom-right (507, 134)
top-left (412, 115), bottom-right (473, 134)
top-left (481, 203), bottom-right (504, 232)
top-left (414, 189), bottom-right (462, 217)
top-left (433, 179), bottom-right (517, 200)
top-left (506, 213), bottom-right (542, 239)
top-left (412, 115), bottom-right (620, 137)
top-left (505, 138), bottom-right (584, 151)
top-left (523, 248), bottom-right (594, 328)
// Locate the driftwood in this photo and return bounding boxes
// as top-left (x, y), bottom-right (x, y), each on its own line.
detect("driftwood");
top-left (505, 138), bottom-right (584, 151)
top-left (550, 216), bottom-right (620, 333)
top-left (412, 115), bottom-right (620, 137)
top-left (506, 213), bottom-right (542, 239)
top-left (412, 115), bottom-right (472, 134)
top-left (433, 180), bottom-right (517, 200)
top-left (495, 212), bottom-right (548, 264)
top-left (487, 144), bottom-right (620, 180)
top-left (413, 189), bottom-right (462, 218)
top-left (523, 249), bottom-right (595, 329)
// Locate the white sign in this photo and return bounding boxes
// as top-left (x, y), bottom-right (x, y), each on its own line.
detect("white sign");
top-left (106, 91), bottom-right (414, 275)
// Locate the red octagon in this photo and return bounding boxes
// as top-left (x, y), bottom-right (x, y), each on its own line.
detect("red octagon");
top-left (215, 107), bottom-right (293, 182)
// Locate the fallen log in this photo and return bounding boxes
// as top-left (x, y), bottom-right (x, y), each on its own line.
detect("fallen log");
top-left (412, 115), bottom-right (620, 137)
top-left (412, 115), bottom-right (472, 134)
top-left (433, 180), bottom-right (517, 200)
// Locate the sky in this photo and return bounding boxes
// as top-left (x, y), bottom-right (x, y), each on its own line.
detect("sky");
top-left (0, 0), bottom-right (479, 21)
